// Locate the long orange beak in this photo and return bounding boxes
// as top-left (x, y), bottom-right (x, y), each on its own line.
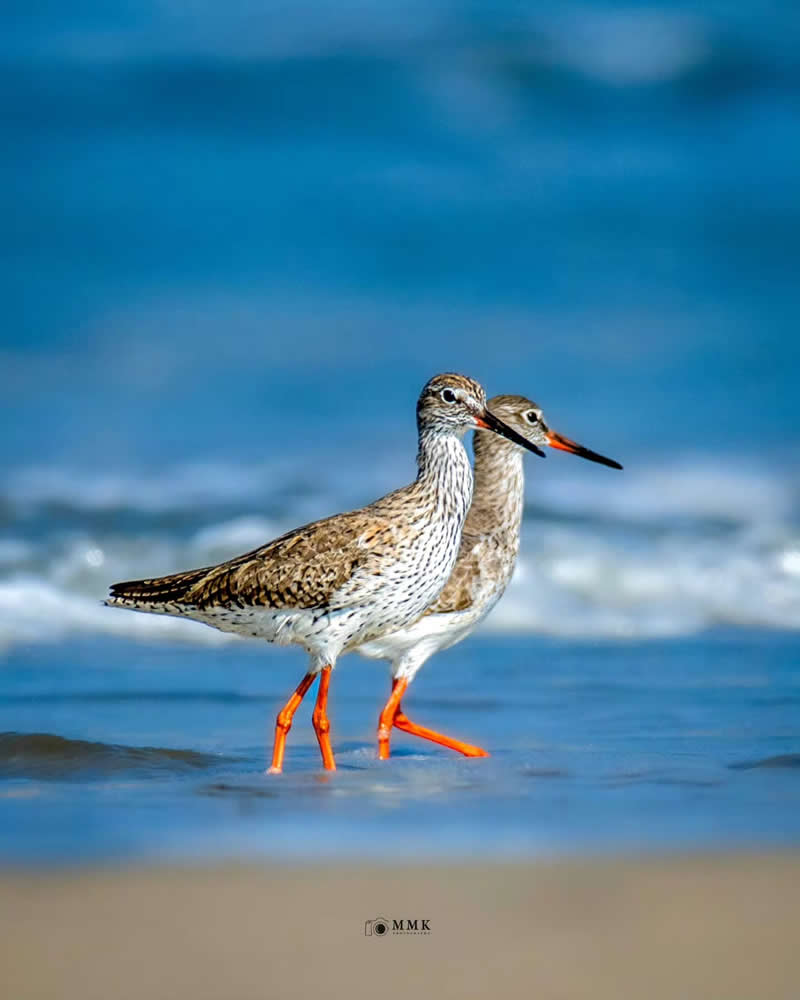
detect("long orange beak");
top-left (546, 430), bottom-right (622, 469)
top-left (474, 410), bottom-right (546, 457)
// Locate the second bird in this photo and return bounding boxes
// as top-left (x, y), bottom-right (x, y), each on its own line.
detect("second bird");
top-left (358, 394), bottom-right (622, 759)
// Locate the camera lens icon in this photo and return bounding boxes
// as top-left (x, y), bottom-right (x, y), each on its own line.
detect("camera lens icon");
top-left (365, 917), bottom-right (390, 937)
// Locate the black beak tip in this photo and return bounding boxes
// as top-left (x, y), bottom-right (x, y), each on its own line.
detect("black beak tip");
top-left (593, 452), bottom-right (623, 470)
top-left (588, 451), bottom-right (623, 470)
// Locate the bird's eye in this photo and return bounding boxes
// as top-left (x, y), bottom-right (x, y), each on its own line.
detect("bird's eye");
top-left (441, 388), bottom-right (457, 404)
top-left (525, 410), bottom-right (539, 424)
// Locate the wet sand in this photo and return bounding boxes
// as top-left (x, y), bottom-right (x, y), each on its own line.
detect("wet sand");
top-left (2, 852), bottom-right (798, 1000)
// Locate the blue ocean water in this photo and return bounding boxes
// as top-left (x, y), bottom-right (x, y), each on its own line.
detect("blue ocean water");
top-left (1, 631), bottom-right (799, 864)
top-left (1, 1), bottom-right (798, 863)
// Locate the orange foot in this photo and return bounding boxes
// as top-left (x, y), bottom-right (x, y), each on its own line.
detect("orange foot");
top-left (377, 678), bottom-right (489, 759)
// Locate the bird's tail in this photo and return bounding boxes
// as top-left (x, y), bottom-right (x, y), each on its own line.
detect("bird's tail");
top-left (105, 566), bottom-right (210, 609)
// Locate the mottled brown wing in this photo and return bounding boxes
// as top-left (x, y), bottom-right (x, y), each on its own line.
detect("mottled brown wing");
top-left (151, 510), bottom-right (396, 611)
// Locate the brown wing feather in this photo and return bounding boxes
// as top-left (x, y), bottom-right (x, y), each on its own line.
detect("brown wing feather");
top-left (109, 510), bottom-right (396, 612)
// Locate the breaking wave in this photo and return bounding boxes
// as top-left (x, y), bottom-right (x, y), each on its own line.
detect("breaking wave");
top-left (0, 456), bottom-right (797, 650)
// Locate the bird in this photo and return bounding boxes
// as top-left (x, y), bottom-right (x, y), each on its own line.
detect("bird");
top-left (105, 374), bottom-right (546, 773)
top-left (358, 394), bottom-right (622, 760)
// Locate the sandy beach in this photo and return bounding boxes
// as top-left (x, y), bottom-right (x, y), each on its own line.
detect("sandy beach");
top-left (2, 852), bottom-right (798, 1000)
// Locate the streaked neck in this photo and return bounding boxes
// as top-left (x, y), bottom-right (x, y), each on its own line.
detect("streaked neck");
top-left (465, 435), bottom-right (525, 541)
top-left (416, 427), bottom-right (473, 520)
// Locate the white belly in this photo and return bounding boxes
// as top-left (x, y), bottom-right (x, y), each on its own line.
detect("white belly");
top-left (155, 550), bottom-right (467, 671)
top-left (358, 608), bottom-right (481, 681)
top-left (185, 603), bottom-right (369, 666)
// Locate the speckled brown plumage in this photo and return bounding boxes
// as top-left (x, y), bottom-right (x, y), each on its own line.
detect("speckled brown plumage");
top-left (105, 376), bottom-right (551, 771)
top-left (107, 375), bottom-right (546, 658)
top-left (109, 510), bottom-right (390, 612)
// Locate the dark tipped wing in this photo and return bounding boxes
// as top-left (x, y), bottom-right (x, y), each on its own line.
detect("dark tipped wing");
top-left (108, 511), bottom-right (396, 612)
top-left (108, 566), bottom-right (212, 605)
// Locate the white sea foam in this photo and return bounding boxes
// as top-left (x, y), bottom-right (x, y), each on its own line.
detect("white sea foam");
top-left (0, 458), bottom-right (797, 651)
top-left (0, 578), bottom-right (234, 650)
top-left (4, 463), bottom-right (290, 513)
top-left (487, 522), bottom-right (800, 639)
top-left (530, 458), bottom-right (797, 525)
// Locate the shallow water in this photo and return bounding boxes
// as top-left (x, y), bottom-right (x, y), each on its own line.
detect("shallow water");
top-left (1, 631), bottom-right (798, 864)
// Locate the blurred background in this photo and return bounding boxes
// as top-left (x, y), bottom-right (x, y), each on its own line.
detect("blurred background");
top-left (0, 1), bottom-right (798, 865)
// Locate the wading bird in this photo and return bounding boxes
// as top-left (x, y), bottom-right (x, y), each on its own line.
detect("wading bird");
top-left (106, 374), bottom-right (546, 772)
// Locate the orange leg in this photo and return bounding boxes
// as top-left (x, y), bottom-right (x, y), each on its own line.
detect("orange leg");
top-left (377, 677), bottom-right (408, 759)
top-left (267, 671), bottom-right (316, 774)
top-left (379, 678), bottom-right (490, 759)
top-left (311, 665), bottom-right (336, 771)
